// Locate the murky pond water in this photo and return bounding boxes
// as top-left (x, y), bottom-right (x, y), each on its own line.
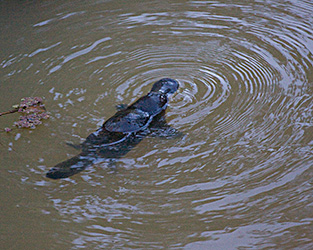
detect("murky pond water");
top-left (1, 0), bottom-right (313, 249)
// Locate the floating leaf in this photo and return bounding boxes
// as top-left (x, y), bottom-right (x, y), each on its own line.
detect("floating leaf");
top-left (4, 127), bottom-right (12, 132)
top-left (1, 97), bottom-right (50, 131)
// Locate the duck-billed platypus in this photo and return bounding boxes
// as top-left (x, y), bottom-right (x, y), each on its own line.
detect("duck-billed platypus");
top-left (46, 78), bottom-right (181, 179)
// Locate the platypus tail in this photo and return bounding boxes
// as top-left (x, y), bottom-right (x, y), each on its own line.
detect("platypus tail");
top-left (46, 153), bottom-right (94, 179)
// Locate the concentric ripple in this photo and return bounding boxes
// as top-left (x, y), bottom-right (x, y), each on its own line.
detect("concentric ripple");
top-left (45, 1), bottom-right (313, 248)
top-left (1, 0), bottom-right (313, 249)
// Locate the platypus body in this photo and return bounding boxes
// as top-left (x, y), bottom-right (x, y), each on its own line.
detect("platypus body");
top-left (46, 78), bottom-right (180, 179)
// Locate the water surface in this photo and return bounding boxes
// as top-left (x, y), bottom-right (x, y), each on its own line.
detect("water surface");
top-left (1, 0), bottom-right (313, 249)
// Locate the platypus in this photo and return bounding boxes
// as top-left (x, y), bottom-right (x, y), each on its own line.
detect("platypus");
top-left (46, 78), bottom-right (180, 179)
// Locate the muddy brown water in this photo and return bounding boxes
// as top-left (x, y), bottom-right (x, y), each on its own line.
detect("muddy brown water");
top-left (1, 0), bottom-right (313, 249)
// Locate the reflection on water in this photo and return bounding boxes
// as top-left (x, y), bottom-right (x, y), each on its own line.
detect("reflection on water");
top-left (1, 0), bottom-right (313, 249)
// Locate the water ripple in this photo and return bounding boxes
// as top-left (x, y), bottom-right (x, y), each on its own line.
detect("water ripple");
top-left (2, 0), bottom-right (313, 249)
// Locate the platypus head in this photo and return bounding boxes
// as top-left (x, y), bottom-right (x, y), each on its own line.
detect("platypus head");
top-left (150, 78), bottom-right (179, 95)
